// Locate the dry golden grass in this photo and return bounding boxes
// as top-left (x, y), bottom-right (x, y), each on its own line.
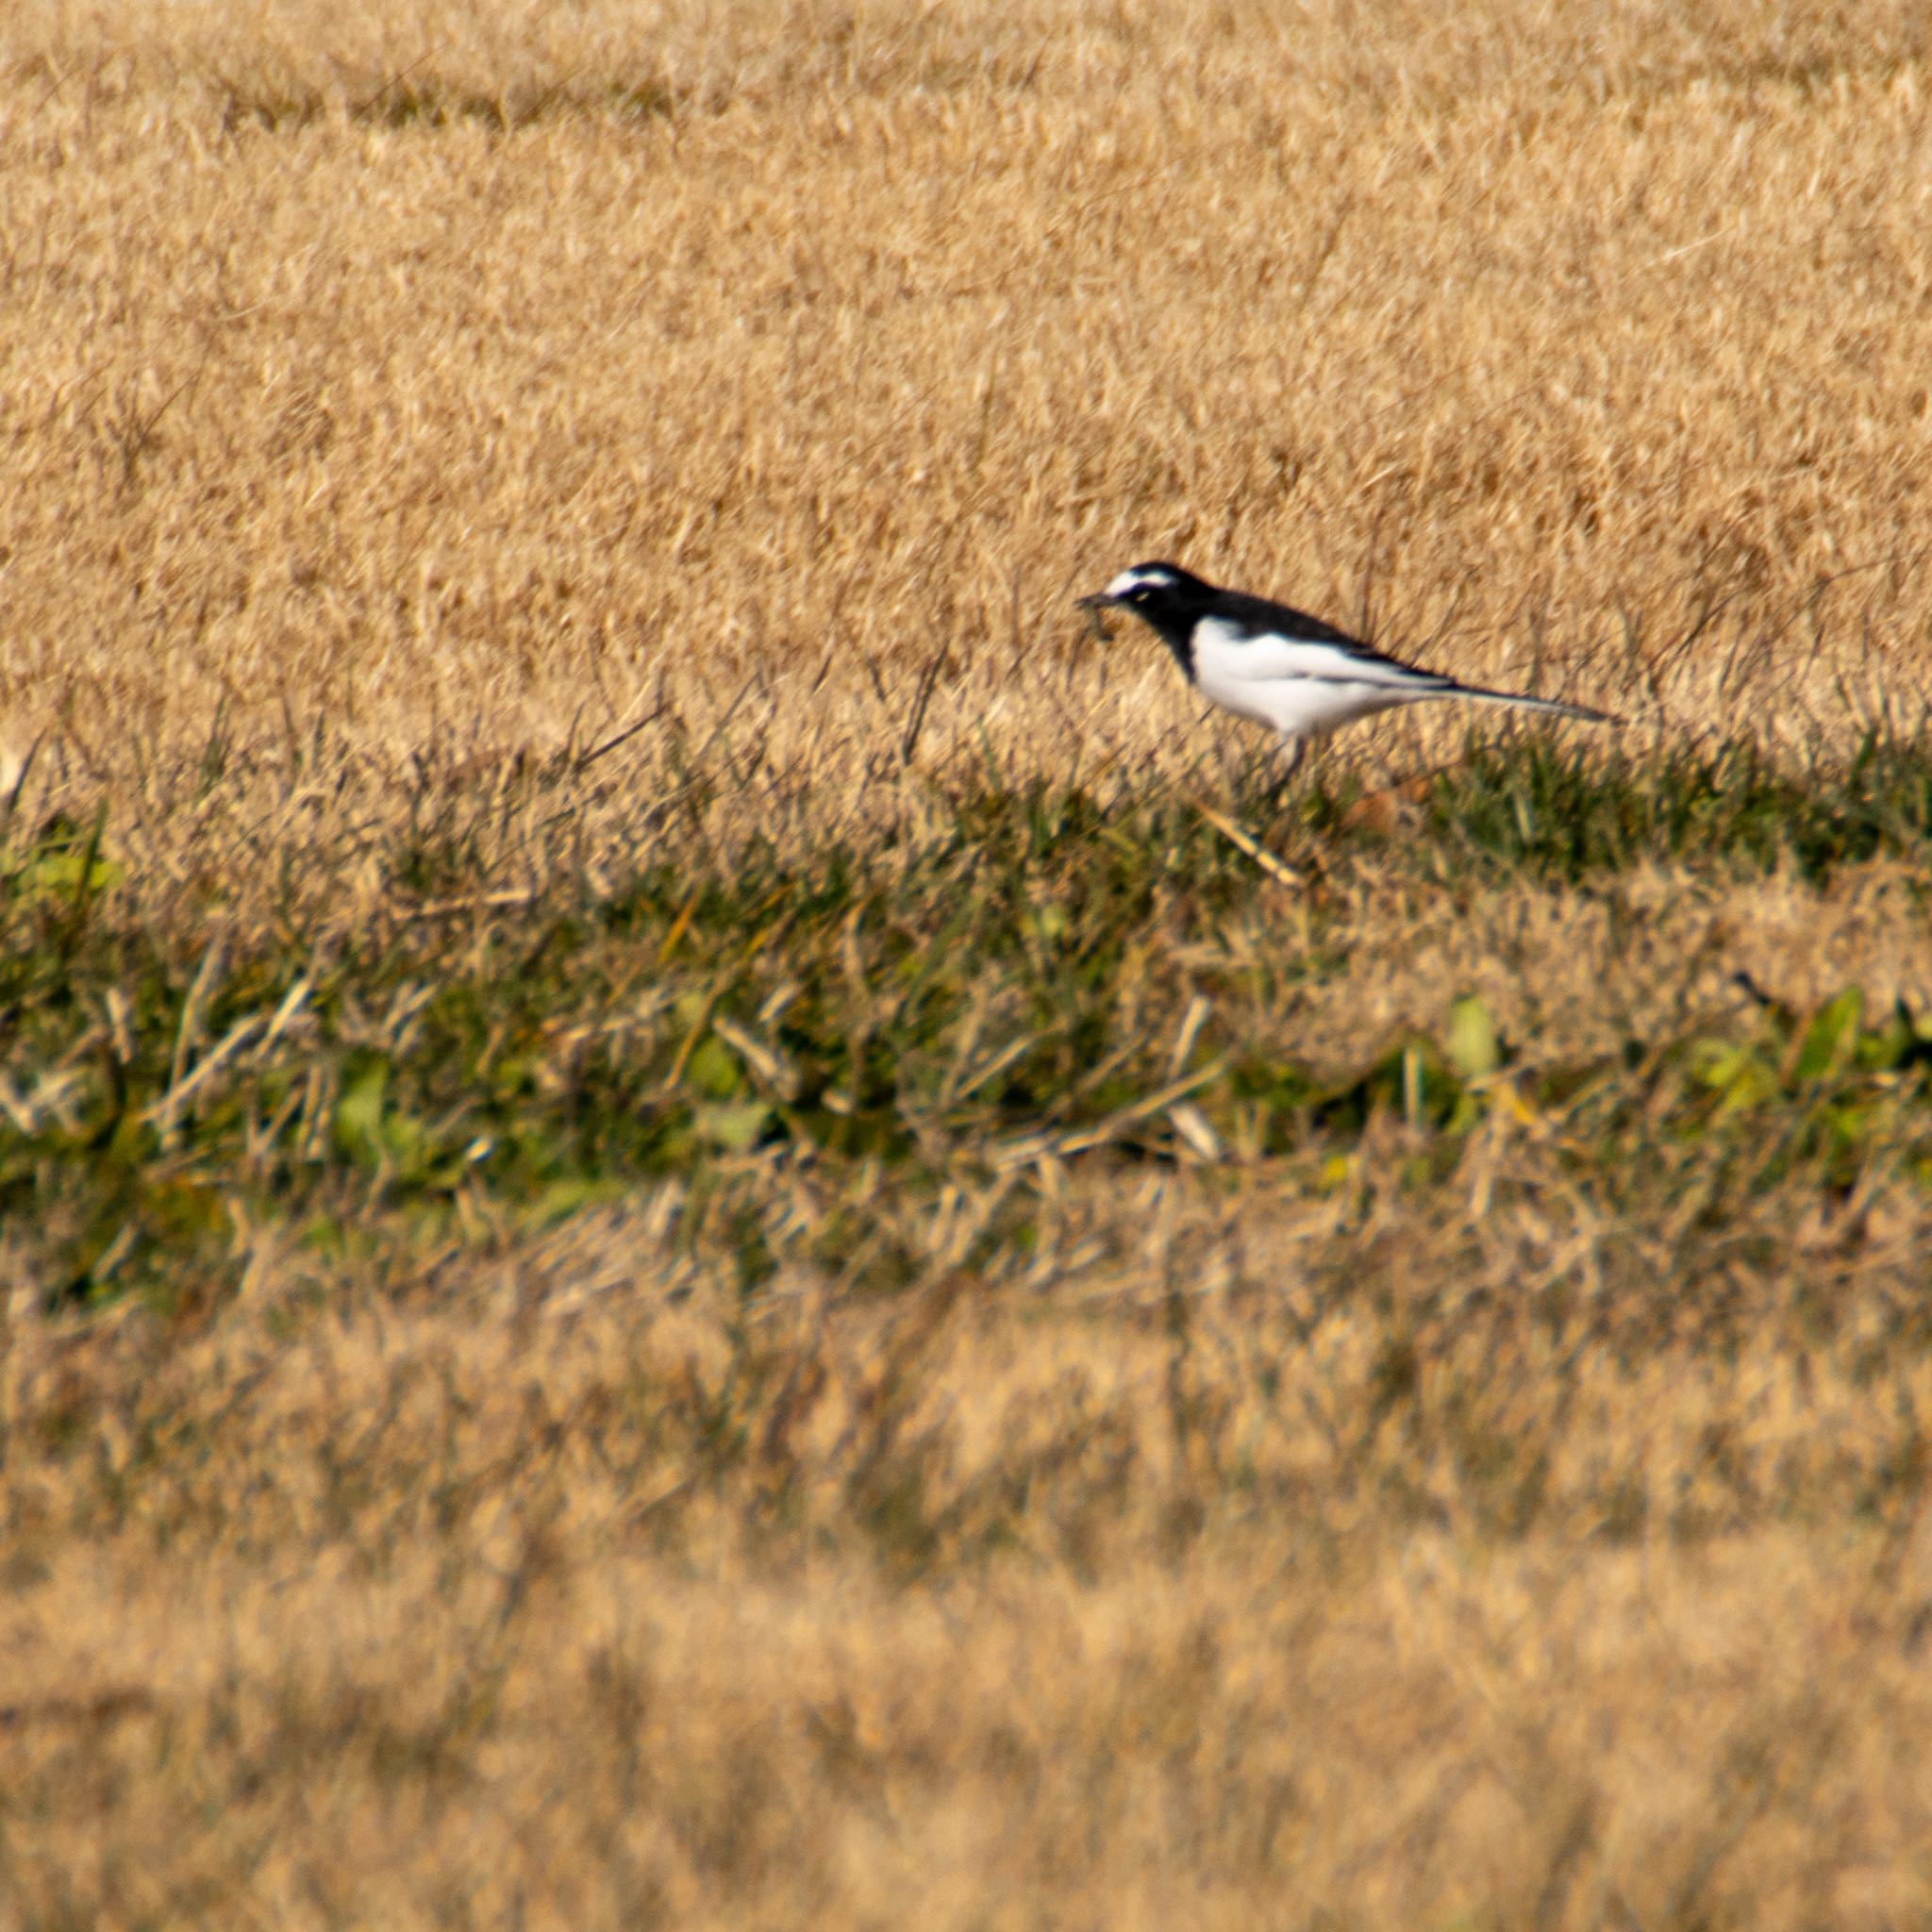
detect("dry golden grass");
top-left (7, 2), bottom-right (1932, 1925)
top-left (4, 0), bottom-right (1932, 893)
top-left (10, 1174), bottom-right (1932, 1928)
top-left (8, 1181), bottom-right (1932, 1932)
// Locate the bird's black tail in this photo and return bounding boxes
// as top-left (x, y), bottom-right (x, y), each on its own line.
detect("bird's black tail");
top-left (1454, 685), bottom-right (1621, 726)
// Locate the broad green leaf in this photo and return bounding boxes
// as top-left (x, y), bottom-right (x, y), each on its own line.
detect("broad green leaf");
top-left (1691, 1041), bottom-right (1779, 1116)
top-left (1446, 995), bottom-right (1501, 1081)
top-left (528, 1176), bottom-right (623, 1225)
top-left (685, 1034), bottom-right (742, 1099)
top-left (1031, 903), bottom-right (1070, 945)
top-left (19, 846), bottom-right (125, 898)
top-left (333, 1057), bottom-right (391, 1163)
top-left (1792, 988), bottom-right (1863, 1083)
top-left (1858, 1008), bottom-right (1914, 1073)
top-left (1317, 1153), bottom-right (1355, 1192)
top-left (380, 1106), bottom-right (438, 1184)
top-left (696, 1100), bottom-right (773, 1151)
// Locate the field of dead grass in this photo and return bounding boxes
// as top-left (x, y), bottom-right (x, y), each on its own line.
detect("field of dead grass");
top-left (5, 1), bottom-right (1932, 1925)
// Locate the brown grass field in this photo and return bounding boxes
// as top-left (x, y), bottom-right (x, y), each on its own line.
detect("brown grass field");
top-left (6, 1), bottom-right (1932, 1924)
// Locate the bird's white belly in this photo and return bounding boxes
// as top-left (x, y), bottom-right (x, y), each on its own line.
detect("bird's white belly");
top-left (1195, 662), bottom-right (1411, 740)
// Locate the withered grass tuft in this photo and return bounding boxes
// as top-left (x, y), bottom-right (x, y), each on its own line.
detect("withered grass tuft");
top-left (6, 2), bottom-right (1932, 1925)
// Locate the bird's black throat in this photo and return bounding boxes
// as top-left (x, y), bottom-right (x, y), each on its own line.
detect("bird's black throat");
top-left (1106, 561), bottom-right (1219, 683)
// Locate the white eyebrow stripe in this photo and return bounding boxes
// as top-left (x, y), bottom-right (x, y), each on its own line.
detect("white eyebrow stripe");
top-left (1104, 567), bottom-right (1173, 598)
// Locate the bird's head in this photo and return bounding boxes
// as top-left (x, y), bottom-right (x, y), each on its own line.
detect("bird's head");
top-left (1076, 561), bottom-right (1214, 636)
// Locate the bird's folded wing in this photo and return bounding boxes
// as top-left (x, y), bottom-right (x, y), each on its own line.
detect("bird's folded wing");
top-left (1192, 617), bottom-right (1451, 691)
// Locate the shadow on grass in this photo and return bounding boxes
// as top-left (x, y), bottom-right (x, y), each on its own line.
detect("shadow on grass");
top-left (5, 733), bottom-right (1932, 1312)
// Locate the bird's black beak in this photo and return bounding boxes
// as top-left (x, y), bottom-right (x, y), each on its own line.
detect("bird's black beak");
top-left (1075, 591), bottom-right (1116, 640)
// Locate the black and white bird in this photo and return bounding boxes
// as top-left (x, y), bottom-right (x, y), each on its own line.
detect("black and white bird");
top-left (1078, 561), bottom-right (1614, 771)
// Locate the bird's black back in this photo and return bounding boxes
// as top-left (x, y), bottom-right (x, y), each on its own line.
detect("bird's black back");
top-left (1113, 561), bottom-right (1390, 680)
